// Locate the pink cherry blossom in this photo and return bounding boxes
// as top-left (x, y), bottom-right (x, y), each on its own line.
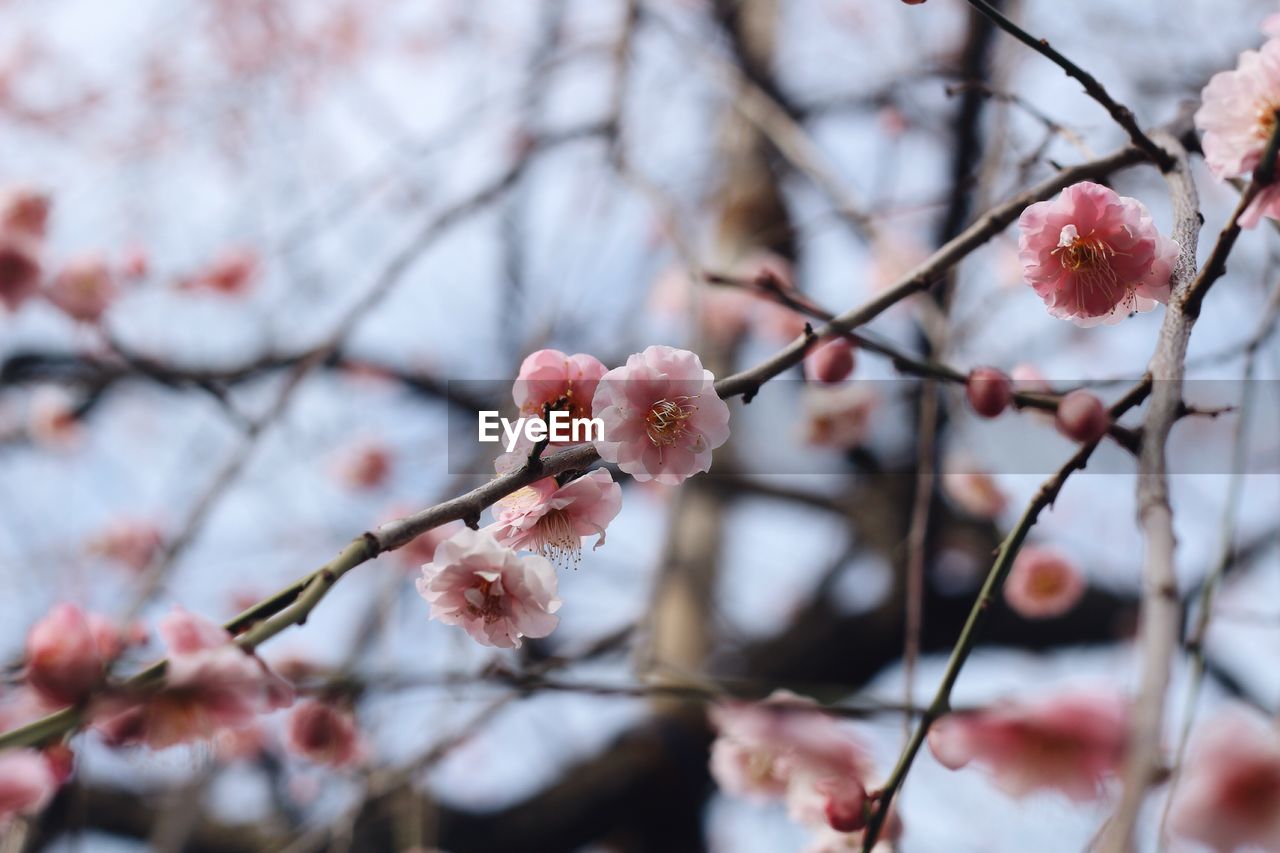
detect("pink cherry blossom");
top-left (592, 345), bottom-right (731, 485)
top-left (180, 247), bottom-right (259, 296)
top-left (799, 384), bottom-right (878, 448)
top-left (1003, 547), bottom-right (1085, 619)
top-left (25, 603), bottom-right (119, 706)
top-left (926, 689), bottom-right (1129, 800)
top-left (804, 338), bottom-right (856, 385)
top-left (284, 700), bottom-right (362, 767)
top-left (489, 469), bottom-right (622, 567)
top-left (1196, 39), bottom-right (1280, 227)
top-left (415, 527), bottom-right (561, 648)
top-left (512, 349), bottom-right (606, 421)
top-left (0, 236), bottom-right (41, 312)
top-left (335, 440), bottom-right (393, 491)
top-left (0, 187), bottom-right (51, 241)
top-left (1169, 708), bottom-right (1280, 851)
top-left (0, 750), bottom-right (58, 821)
top-left (95, 608), bottom-right (293, 749)
top-left (44, 254), bottom-right (117, 323)
top-left (88, 519), bottom-right (164, 572)
top-left (941, 459), bottom-right (1007, 520)
top-left (709, 691), bottom-right (873, 831)
top-left (1017, 181), bottom-right (1179, 326)
top-left (649, 253), bottom-right (803, 345)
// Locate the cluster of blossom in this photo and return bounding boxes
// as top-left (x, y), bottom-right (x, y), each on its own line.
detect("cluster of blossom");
top-left (417, 345), bottom-right (729, 647)
top-left (0, 185), bottom-right (261, 326)
top-left (0, 603), bottom-right (364, 823)
top-left (709, 691), bottom-right (900, 851)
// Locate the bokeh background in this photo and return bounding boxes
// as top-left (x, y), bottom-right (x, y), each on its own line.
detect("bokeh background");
top-left (1, 0), bottom-right (1279, 850)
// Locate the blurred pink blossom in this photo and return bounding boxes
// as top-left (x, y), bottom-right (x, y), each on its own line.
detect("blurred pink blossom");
top-left (798, 384), bottom-right (878, 449)
top-left (1018, 181), bottom-right (1178, 325)
top-left (335, 440), bottom-right (394, 491)
top-left (180, 247), bottom-right (259, 296)
top-left (592, 345), bottom-right (730, 485)
top-left (0, 236), bottom-right (40, 312)
top-left (1196, 38), bottom-right (1280, 227)
top-left (0, 187), bottom-right (50, 241)
top-left (44, 254), bottom-right (117, 323)
top-left (1003, 547), bottom-right (1085, 619)
top-left (284, 700), bottom-right (363, 768)
top-left (941, 460), bottom-right (1007, 520)
top-left (28, 386), bottom-right (80, 448)
top-left (88, 519), bottom-right (164, 572)
top-left (1169, 707), bottom-right (1280, 851)
top-left (416, 527), bottom-right (561, 648)
top-left (489, 469), bottom-right (622, 567)
top-left (927, 689), bottom-right (1129, 800)
top-left (0, 749), bottom-right (58, 821)
top-left (95, 608), bottom-right (293, 749)
top-left (25, 603), bottom-right (122, 707)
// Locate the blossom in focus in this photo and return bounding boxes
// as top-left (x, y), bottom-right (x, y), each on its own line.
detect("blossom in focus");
top-left (1003, 547), bottom-right (1085, 619)
top-left (512, 349), bottom-right (607, 421)
top-left (0, 750), bottom-right (59, 821)
top-left (1017, 181), bottom-right (1178, 325)
top-left (592, 345), bottom-right (731, 485)
top-left (926, 689), bottom-right (1129, 800)
top-left (25, 603), bottom-right (120, 707)
top-left (415, 527), bottom-right (561, 648)
top-left (88, 519), bottom-right (164, 572)
top-left (709, 691), bottom-right (874, 833)
top-left (284, 700), bottom-right (363, 768)
top-left (44, 254), bottom-right (117, 323)
top-left (1168, 707), bottom-right (1280, 851)
top-left (489, 468), bottom-right (622, 567)
top-left (1196, 39), bottom-right (1280, 227)
top-left (95, 607), bottom-right (293, 749)
top-left (798, 384), bottom-right (878, 449)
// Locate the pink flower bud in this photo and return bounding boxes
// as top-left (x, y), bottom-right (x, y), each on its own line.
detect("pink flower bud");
top-left (820, 777), bottom-right (868, 833)
top-left (25, 603), bottom-right (108, 706)
top-left (901, 0), bottom-right (927, 4)
top-left (966, 368), bottom-right (1012, 418)
top-left (0, 750), bottom-right (59, 819)
top-left (804, 338), bottom-right (856, 384)
top-left (1055, 390), bottom-right (1109, 443)
top-left (0, 237), bottom-right (41, 313)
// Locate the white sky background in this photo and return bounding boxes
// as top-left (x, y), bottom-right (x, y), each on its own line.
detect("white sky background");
top-left (1, 0), bottom-right (1279, 851)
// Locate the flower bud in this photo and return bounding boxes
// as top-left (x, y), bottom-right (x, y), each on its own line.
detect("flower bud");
top-left (804, 338), bottom-right (856, 384)
top-left (966, 368), bottom-right (1012, 418)
top-left (1055, 390), bottom-right (1109, 443)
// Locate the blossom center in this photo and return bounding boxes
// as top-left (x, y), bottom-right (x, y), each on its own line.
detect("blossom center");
top-left (1053, 225), bottom-right (1130, 301)
top-left (645, 396), bottom-right (698, 447)
top-left (531, 509), bottom-right (581, 568)
top-left (464, 577), bottom-right (505, 623)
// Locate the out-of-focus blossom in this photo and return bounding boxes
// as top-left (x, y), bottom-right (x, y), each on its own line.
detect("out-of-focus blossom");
top-left (0, 750), bottom-right (59, 821)
top-left (0, 187), bottom-right (50, 241)
top-left (798, 384), bottom-right (878, 449)
top-left (88, 519), bottom-right (164, 572)
top-left (966, 367), bottom-right (1012, 418)
top-left (25, 603), bottom-right (121, 706)
top-left (1018, 181), bottom-right (1178, 325)
top-left (44, 254), bottom-right (117, 323)
top-left (1010, 363), bottom-right (1051, 394)
top-left (180, 247), bottom-right (258, 296)
top-left (284, 700), bottom-right (362, 768)
top-left (592, 345), bottom-right (730, 485)
top-left (941, 459), bottom-right (1007, 520)
top-left (489, 469), bottom-right (621, 567)
top-left (27, 387), bottom-right (80, 448)
top-left (213, 722), bottom-right (267, 763)
top-left (1003, 547), bottom-right (1085, 619)
top-left (709, 691), bottom-right (874, 833)
top-left (804, 338), bottom-right (856, 385)
top-left (120, 246), bottom-right (149, 280)
top-left (95, 608), bottom-right (293, 749)
top-left (649, 253), bottom-right (803, 345)
top-left (0, 236), bottom-right (41, 312)
top-left (1196, 39), bottom-right (1280, 227)
top-left (1055, 390), bottom-right (1109, 443)
top-left (927, 689), bottom-right (1129, 800)
top-left (382, 511), bottom-right (464, 571)
top-left (1169, 708), bottom-right (1280, 851)
top-left (416, 527), bottom-right (560, 648)
top-left (512, 349), bottom-right (607, 421)
top-left (335, 440), bottom-right (393, 491)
